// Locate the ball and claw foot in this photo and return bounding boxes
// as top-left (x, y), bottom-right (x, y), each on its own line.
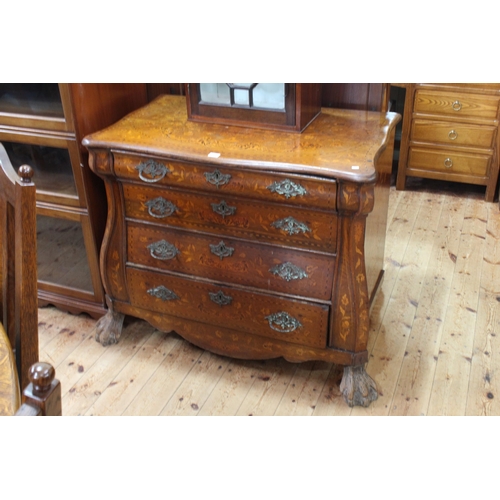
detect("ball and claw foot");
top-left (340, 365), bottom-right (378, 408)
top-left (95, 310), bottom-right (125, 346)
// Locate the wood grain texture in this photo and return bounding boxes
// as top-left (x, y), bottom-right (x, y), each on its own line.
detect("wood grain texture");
top-left (84, 95), bottom-right (399, 184)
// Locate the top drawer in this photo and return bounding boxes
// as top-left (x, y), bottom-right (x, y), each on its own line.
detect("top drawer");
top-left (414, 90), bottom-right (500, 121)
top-left (112, 152), bottom-right (337, 211)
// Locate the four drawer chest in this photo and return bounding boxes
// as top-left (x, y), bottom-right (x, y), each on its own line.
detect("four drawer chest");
top-left (396, 83), bottom-right (500, 201)
top-left (83, 95), bottom-right (400, 407)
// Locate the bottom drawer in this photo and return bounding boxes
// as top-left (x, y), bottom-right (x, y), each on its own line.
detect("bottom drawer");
top-left (408, 147), bottom-right (490, 177)
top-left (126, 267), bottom-right (329, 349)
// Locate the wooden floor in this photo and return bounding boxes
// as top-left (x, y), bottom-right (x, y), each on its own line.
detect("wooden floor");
top-left (37, 178), bottom-right (500, 416)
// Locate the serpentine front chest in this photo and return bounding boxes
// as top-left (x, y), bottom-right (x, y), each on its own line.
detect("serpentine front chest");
top-left (83, 95), bottom-right (399, 407)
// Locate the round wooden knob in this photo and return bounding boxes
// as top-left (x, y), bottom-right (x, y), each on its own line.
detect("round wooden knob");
top-left (28, 362), bottom-right (55, 393)
top-left (18, 164), bottom-right (34, 183)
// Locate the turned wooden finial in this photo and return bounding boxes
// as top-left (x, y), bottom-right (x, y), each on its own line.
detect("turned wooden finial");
top-left (28, 362), bottom-right (55, 394)
top-left (18, 164), bottom-right (34, 183)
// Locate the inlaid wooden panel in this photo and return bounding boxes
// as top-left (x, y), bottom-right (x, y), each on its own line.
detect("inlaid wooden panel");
top-left (126, 267), bottom-right (329, 349)
top-left (126, 222), bottom-right (335, 300)
top-left (122, 183), bottom-right (338, 253)
top-left (113, 153), bottom-right (337, 210)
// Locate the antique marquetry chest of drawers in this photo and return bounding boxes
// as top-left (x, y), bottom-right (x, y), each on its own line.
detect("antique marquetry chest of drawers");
top-left (83, 95), bottom-right (400, 407)
top-left (396, 83), bottom-right (500, 201)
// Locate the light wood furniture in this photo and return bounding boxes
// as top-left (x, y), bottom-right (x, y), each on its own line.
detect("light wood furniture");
top-left (0, 84), bottom-right (149, 318)
top-left (396, 83), bottom-right (500, 201)
top-left (0, 144), bottom-right (61, 416)
top-left (83, 94), bottom-right (399, 408)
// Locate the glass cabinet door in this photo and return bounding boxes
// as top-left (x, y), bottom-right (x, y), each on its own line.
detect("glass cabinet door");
top-left (2, 141), bottom-right (78, 199)
top-left (0, 83), bottom-right (70, 132)
top-left (36, 214), bottom-right (94, 293)
top-left (0, 84), bottom-right (64, 118)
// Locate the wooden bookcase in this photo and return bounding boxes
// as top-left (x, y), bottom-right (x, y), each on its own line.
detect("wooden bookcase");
top-left (0, 84), bottom-right (149, 318)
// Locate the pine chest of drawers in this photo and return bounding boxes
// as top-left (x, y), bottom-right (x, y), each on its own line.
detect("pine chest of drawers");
top-left (83, 95), bottom-right (400, 407)
top-left (396, 83), bottom-right (500, 201)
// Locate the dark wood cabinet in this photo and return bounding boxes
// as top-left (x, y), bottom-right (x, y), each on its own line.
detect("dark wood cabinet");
top-left (0, 84), bottom-right (149, 318)
top-left (186, 83), bottom-right (322, 132)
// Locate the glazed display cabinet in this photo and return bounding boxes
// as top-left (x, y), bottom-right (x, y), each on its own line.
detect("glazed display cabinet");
top-left (0, 84), bottom-right (149, 318)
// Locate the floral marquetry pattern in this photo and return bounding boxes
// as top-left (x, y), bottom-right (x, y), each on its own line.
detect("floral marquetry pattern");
top-left (84, 95), bottom-right (399, 408)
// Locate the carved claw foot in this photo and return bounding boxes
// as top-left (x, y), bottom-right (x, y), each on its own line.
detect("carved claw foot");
top-left (340, 365), bottom-right (378, 408)
top-left (95, 310), bottom-right (125, 346)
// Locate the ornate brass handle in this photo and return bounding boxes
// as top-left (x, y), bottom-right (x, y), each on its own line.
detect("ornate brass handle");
top-left (209, 241), bottom-right (234, 260)
top-left (211, 200), bottom-right (236, 218)
top-left (269, 262), bottom-right (308, 282)
top-left (448, 130), bottom-right (458, 140)
top-left (452, 100), bottom-right (462, 111)
top-left (271, 216), bottom-right (311, 235)
top-left (147, 285), bottom-right (179, 301)
top-left (265, 311), bottom-right (302, 333)
top-left (209, 290), bottom-right (233, 306)
top-left (444, 158), bottom-right (453, 169)
top-left (147, 240), bottom-right (180, 260)
top-left (205, 169), bottom-right (231, 188)
top-left (144, 197), bottom-right (178, 218)
top-left (267, 179), bottom-right (307, 199)
top-left (135, 160), bottom-right (170, 183)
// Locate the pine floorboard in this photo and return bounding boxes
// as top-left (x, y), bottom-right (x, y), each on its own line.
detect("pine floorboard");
top-left (37, 178), bottom-right (500, 416)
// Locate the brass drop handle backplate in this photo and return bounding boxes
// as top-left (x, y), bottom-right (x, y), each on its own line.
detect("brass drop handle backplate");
top-left (444, 158), bottom-right (453, 169)
top-left (448, 130), bottom-right (458, 140)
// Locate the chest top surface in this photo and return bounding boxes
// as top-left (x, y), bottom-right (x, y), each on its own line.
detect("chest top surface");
top-left (83, 95), bottom-right (400, 184)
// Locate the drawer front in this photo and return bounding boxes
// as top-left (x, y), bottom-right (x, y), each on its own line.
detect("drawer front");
top-left (411, 119), bottom-right (496, 149)
top-left (127, 222), bottom-right (334, 300)
top-left (127, 267), bottom-right (329, 349)
top-left (414, 90), bottom-right (500, 121)
top-left (408, 147), bottom-right (491, 177)
top-left (122, 183), bottom-right (337, 253)
top-left (113, 152), bottom-right (337, 210)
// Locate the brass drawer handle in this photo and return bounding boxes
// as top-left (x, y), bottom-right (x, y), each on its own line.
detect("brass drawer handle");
top-left (144, 197), bottom-right (178, 218)
top-left (269, 262), bottom-right (308, 282)
top-left (209, 290), bottom-right (233, 306)
top-left (272, 216), bottom-right (311, 235)
top-left (205, 169), bottom-right (231, 188)
top-left (147, 285), bottom-right (179, 301)
top-left (267, 179), bottom-right (307, 199)
top-left (147, 240), bottom-right (180, 260)
top-left (452, 100), bottom-right (462, 112)
top-left (444, 158), bottom-right (453, 169)
top-left (135, 160), bottom-right (170, 183)
top-left (265, 311), bottom-right (302, 333)
top-left (448, 130), bottom-right (458, 141)
top-left (209, 241), bottom-right (234, 260)
top-left (211, 200), bottom-right (236, 218)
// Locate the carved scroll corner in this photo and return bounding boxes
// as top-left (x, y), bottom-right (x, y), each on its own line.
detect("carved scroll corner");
top-left (338, 182), bottom-right (375, 214)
